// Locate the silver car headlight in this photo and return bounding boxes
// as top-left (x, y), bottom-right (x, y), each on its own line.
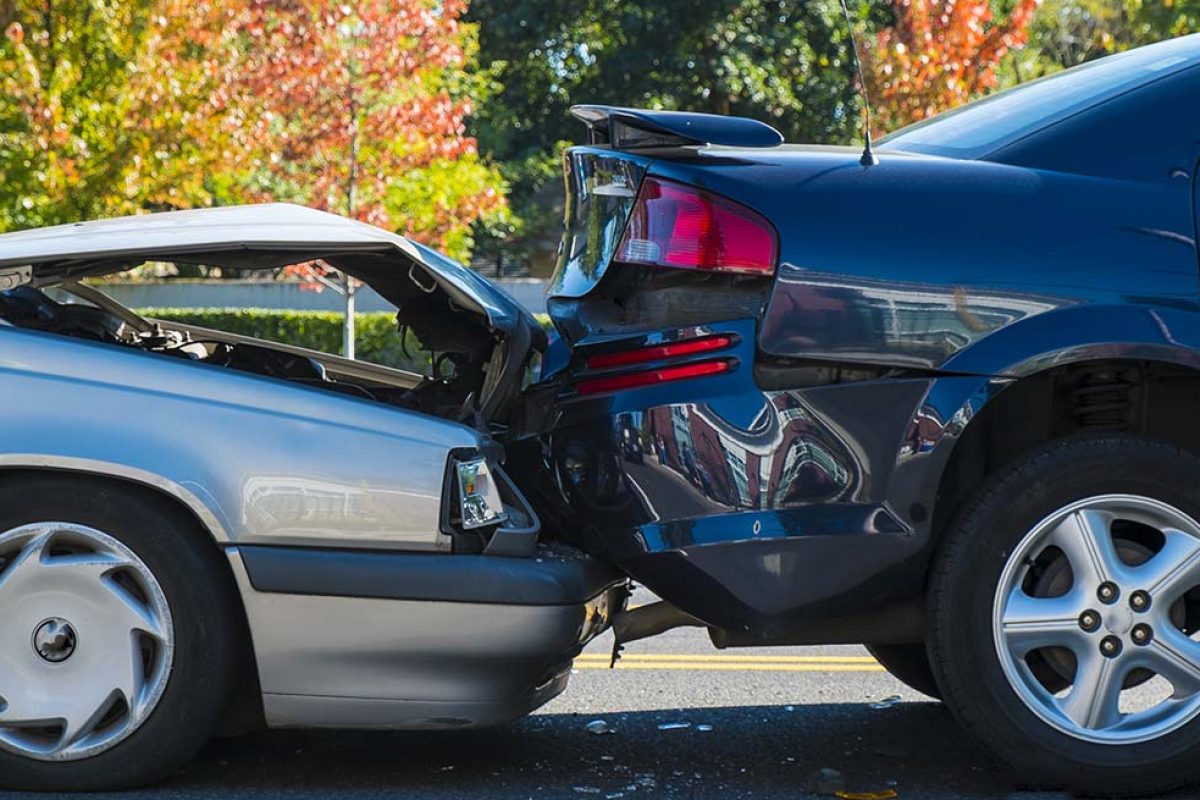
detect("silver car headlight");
top-left (454, 456), bottom-right (508, 530)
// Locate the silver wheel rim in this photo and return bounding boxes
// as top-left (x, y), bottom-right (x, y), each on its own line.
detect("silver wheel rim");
top-left (0, 523), bottom-right (174, 761)
top-left (994, 494), bottom-right (1200, 745)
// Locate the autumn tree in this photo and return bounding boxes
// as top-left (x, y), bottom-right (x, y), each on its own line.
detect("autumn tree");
top-left (0, 0), bottom-right (219, 232)
top-left (206, 1), bottom-right (502, 241)
top-left (864, 0), bottom-right (1042, 134)
top-left (190, 0), bottom-right (506, 355)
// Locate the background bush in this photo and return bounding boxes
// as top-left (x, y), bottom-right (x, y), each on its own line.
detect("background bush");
top-left (139, 308), bottom-right (431, 373)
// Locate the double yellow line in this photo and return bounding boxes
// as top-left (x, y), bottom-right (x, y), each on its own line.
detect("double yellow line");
top-left (574, 653), bottom-right (884, 673)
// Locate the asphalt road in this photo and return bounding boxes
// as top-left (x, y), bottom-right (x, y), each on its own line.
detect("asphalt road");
top-left (1, 590), bottom-right (1192, 800)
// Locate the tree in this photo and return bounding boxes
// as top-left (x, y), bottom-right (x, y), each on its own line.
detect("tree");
top-left (468, 0), bottom-right (875, 275)
top-left (1002, 0), bottom-right (1199, 84)
top-left (196, 0), bottom-right (506, 355)
top-left (205, 1), bottom-right (505, 253)
top-left (0, 0), bottom-right (216, 232)
top-left (863, 0), bottom-right (1041, 134)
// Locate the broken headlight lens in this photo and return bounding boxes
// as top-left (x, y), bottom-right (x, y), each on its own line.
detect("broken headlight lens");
top-left (455, 457), bottom-right (508, 530)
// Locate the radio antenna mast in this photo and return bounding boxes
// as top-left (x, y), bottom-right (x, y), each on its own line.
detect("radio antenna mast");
top-left (837, 0), bottom-right (879, 166)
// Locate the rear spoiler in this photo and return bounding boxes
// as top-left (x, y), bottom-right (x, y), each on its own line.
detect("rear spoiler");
top-left (570, 105), bottom-right (784, 150)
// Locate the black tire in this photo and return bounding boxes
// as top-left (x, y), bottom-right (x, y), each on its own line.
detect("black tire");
top-left (928, 435), bottom-right (1200, 797)
top-left (865, 643), bottom-right (942, 699)
top-left (0, 475), bottom-right (242, 791)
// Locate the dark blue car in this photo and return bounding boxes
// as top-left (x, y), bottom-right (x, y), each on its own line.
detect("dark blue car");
top-left (514, 33), bottom-right (1200, 796)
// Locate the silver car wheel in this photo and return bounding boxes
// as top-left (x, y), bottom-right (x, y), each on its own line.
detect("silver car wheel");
top-left (994, 494), bottom-right (1200, 745)
top-left (0, 522), bottom-right (174, 761)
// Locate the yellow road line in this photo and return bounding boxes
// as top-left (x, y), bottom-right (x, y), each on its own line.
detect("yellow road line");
top-left (574, 654), bottom-right (879, 664)
top-left (574, 662), bottom-right (884, 672)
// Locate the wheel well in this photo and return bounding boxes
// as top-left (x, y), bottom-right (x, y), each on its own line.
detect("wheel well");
top-left (933, 359), bottom-right (1200, 543)
top-left (0, 467), bottom-right (265, 733)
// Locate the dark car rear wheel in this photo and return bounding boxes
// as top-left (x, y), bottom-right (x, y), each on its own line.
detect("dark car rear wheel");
top-left (866, 643), bottom-right (941, 699)
top-left (0, 475), bottom-right (241, 791)
top-left (929, 436), bottom-right (1200, 796)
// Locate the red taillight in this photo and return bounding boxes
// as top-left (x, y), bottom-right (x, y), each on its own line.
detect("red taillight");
top-left (575, 359), bottom-right (732, 395)
top-left (616, 176), bottom-right (777, 275)
top-left (585, 334), bottom-right (735, 370)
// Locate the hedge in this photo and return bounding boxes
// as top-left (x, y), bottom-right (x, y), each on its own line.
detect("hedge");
top-left (138, 308), bottom-right (431, 373)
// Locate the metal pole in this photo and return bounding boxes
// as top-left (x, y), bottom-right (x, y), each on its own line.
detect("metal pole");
top-left (342, 272), bottom-right (355, 360)
top-left (341, 19), bottom-right (360, 360)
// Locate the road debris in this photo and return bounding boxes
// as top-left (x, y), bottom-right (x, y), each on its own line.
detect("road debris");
top-left (806, 767), bottom-right (846, 796)
top-left (835, 790), bottom-right (899, 800)
top-left (869, 695), bottom-right (902, 710)
top-left (656, 722), bottom-right (691, 730)
top-left (696, 724), bottom-right (714, 732)
top-left (586, 719), bottom-right (615, 735)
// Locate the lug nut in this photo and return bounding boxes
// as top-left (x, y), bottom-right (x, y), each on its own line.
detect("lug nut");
top-left (1132, 624), bottom-right (1154, 646)
top-left (1100, 635), bottom-right (1123, 658)
top-left (1130, 590), bottom-right (1151, 612)
top-left (1079, 610), bottom-right (1101, 632)
top-left (1098, 582), bottom-right (1120, 604)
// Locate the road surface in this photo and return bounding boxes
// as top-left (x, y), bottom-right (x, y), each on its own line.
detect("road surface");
top-left (0, 589), bottom-right (1186, 799)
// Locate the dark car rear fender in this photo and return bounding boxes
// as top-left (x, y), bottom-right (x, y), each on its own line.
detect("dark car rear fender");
top-left (524, 302), bottom-right (1200, 638)
top-left (516, 317), bottom-right (941, 635)
top-left (535, 104), bottom-right (1200, 638)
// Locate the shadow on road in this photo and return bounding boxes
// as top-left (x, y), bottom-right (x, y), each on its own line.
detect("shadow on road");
top-left (6, 700), bottom-right (1192, 798)
top-left (65, 701), bottom-right (1025, 799)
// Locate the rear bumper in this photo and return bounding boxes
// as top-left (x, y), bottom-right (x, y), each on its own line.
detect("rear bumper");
top-left (618, 510), bottom-right (922, 637)
top-left (515, 318), bottom-right (959, 638)
top-left (227, 544), bottom-right (625, 730)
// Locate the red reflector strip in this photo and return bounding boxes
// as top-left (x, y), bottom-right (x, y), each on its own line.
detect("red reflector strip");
top-left (575, 359), bottom-right (732, 395)
top-left (585, 335), bottom-right (735, 370)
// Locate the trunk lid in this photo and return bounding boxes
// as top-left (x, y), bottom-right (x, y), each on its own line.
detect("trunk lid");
top-left (0, 203), bottom-right (545, 424)
top-left (0, 203), bottom-right (540, 341)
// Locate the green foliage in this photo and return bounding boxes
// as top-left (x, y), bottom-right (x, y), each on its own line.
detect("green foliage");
top-left (0, 0), bottom-right (211, 232)
top-left (467, 0), bottom-right (879, 272)
top-left (998, 0), bottom-right (1199, 83)
top-left (384, 154), bottom-right (509, 263)
top-left (1127, 0), bottom-right (1200, 41)
top-left (139, 308), bottom-right (432, 373)
top-left (0, 0), bottom-right (507, 269)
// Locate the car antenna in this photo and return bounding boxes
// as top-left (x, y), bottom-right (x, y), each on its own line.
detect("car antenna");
top-left (837, 0), bottom-right (880, 167)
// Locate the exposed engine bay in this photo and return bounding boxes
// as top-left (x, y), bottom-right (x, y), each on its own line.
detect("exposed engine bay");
top-left (0, 285), bottom-right (481, 421)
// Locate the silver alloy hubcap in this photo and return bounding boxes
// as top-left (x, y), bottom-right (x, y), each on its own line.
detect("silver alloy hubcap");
top-left (0, 523), bottom-right (174, 761)
top-left (994, 495), bottom-right (1200, 744)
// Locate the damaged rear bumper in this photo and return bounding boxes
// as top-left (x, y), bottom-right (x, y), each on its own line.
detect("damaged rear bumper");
top-left (512, 318), bottom-right (968, 640)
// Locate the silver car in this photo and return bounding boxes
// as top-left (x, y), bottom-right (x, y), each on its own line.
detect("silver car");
top-left (0, 204), bottom-right (624, 791)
